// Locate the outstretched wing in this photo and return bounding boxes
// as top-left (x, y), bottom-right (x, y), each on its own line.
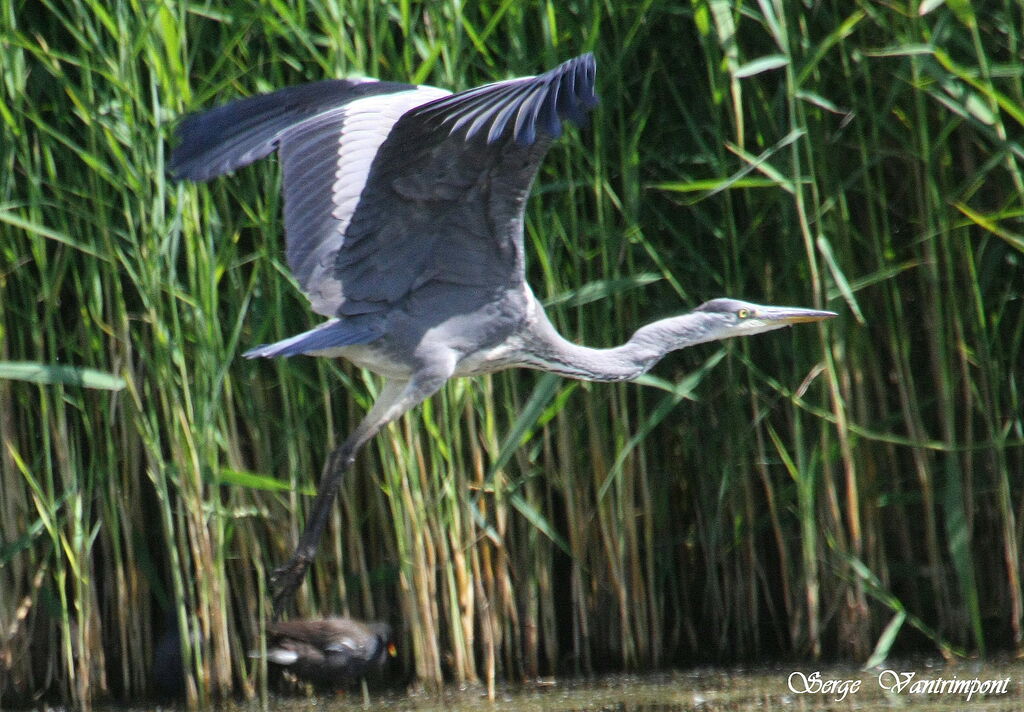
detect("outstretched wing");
top-left (327, 54), bottom-right (598, 318)
top-left (170, 54), bottom-right (598, 319)
top-left (169, 78), bottom-right (417, 182)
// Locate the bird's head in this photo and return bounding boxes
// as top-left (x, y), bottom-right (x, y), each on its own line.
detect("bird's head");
top-left (368, 622), bottom-right (398, 658)
top-left (690, 298), bottom-right (837, 341)
top-left (623, 297), bottom-right (837, 375)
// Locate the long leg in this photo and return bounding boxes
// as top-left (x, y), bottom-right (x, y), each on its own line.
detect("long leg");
top-left (270, 375), bottom-right (443, 617)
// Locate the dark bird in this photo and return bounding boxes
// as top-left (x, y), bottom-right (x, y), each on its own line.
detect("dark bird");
top-left (253, 617), bottom-right (396, 690)
top-left (169, 54), bottom-right (836, 615)
top-left (151, 610), bottom-right (186, 699)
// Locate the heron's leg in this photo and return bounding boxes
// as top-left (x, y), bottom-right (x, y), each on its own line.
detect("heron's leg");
top-left (270, 374), bottom-right (446, 617)
top-left (269, 437), bottom-right (360, 619)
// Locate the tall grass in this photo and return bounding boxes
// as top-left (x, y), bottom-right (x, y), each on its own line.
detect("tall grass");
top-left (2, 0), bottom-right (1022, 706)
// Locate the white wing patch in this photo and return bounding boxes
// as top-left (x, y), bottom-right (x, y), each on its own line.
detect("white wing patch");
top-left (331, 86), bottom-right (450, 238)
top-left (264, 649), bottom-right (300, 665)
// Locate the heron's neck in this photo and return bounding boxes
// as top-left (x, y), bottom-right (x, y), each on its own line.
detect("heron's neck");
top-left (520, 304), bottom-right (718, 383)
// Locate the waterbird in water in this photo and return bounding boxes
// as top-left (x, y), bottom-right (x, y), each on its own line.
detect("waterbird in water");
top-left (169, 53), bottom-right (836, 616)
top-left (253, 617), bottom-right (396, 691)
top-left (151, 609), bottom-right (186, 699)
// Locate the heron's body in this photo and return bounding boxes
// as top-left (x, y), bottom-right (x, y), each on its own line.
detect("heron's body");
top-left (294, 283), bottom-right (531, 380)
top-left (170, 54), bottom-right (835, 614)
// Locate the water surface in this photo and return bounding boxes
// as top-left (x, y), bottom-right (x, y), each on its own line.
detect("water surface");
top-left (223, 659), bottom-right (1024, 712)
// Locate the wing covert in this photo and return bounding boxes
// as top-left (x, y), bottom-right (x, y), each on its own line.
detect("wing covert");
top-left (326, 53), bottom-right (598, 317)
top-left (277, 86), bottom-right (451, 315)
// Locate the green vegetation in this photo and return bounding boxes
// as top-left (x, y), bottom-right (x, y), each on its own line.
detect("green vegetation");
top-left (1, 0), bottom-right (1021, 706)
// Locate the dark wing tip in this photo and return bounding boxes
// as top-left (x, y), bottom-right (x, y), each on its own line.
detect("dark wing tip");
top-left (409, 52), bottom-right (599, 147)
top-left (509, 52), bottom-right (598, 145)
top-left (166, 93), bottom-right (285, 182)
top-left (167, 79), bottom-right (415, 183)
top-left (167, 112), bottom-right (225, 181)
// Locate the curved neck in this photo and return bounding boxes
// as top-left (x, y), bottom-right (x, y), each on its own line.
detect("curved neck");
top-left (519, 302), bottom-right (719, 382)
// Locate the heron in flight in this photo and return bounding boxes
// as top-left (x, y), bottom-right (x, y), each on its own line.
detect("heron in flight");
top-left (170, 53), bottom-right (835, 615)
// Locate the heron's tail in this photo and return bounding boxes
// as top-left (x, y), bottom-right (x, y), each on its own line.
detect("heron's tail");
top-left (243, 318), bottom-right (380, 358)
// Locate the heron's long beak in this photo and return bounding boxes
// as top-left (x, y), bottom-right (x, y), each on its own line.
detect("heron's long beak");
top-left (758, 306), bottom-right (838, 325)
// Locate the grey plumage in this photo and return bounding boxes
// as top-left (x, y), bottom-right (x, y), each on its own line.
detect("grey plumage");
top-left (169, 54), bottom-right (835, 615)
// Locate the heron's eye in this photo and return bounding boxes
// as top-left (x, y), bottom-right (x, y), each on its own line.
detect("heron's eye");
top-left (737, 309), bottom-right (750, 319)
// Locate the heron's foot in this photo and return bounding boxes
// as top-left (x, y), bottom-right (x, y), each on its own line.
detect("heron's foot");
top-left (270, 552), bottom-right (313, 619)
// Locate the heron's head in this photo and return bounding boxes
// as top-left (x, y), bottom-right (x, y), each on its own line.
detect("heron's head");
top-left (627, 298), bottom-right (837, 366)
top-left (689, 298), bottom-right (837, 341)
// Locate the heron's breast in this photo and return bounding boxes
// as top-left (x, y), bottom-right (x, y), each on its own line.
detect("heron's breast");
top-left (450, 336), bottom-right (526, 377)
top-left (331, 286), bottom-right (531, 379)
top-left (333, 343), bottom-right (415, 379)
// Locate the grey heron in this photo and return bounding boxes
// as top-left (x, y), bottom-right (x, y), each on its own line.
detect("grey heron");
top-left (169, 53), bottom-right (836, 615)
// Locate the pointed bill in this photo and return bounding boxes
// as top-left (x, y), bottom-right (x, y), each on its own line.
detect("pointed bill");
top-left (755, 306), bottom-right (838, 324)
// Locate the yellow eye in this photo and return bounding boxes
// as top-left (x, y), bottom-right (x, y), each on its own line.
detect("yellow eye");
top-left (737, 309), bottom-right (750, 319)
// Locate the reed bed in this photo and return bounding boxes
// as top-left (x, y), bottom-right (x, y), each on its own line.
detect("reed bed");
top-left (1, 0), bottom-right (1022, 707)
